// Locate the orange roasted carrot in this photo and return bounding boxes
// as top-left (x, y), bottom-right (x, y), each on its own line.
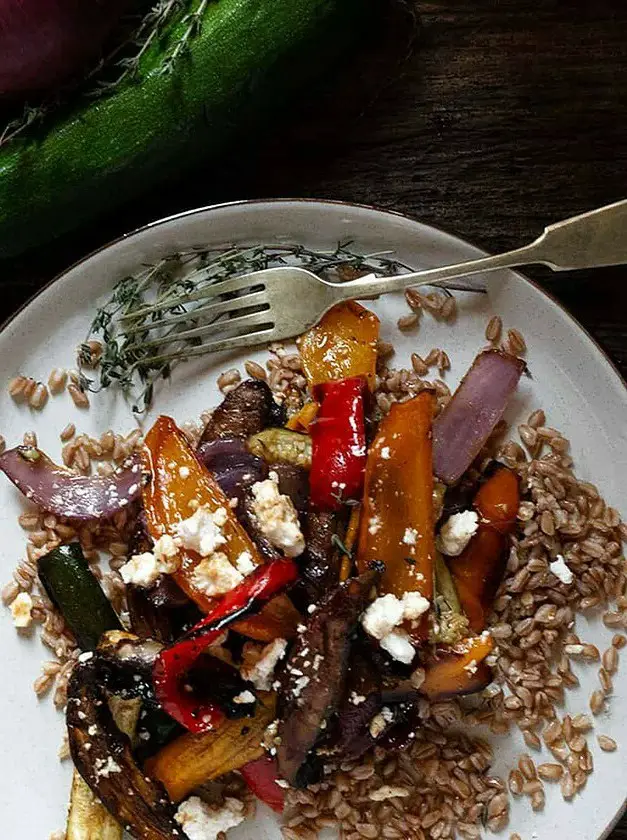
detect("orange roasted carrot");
top-left (421, 634), bottom-right (494, 700)
top-left (297, 301), bottom-right (379, 390)
top-left (142, 416), bottom-right (299, 640)
top-left (448, 466), bottom-right (520, 633)
top-left (357, 392), bottom-right (436, 635)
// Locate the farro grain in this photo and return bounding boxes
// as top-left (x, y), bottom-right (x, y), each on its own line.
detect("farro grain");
top-left (424, 348), bottom-right (440, 367)
top-left (404, 288), bottom-right (422, 310)
top-left (485, 315), bottom-right (502, 342)
top-left (590, 690), bottom-right (605, 715)
top-left (523, 731), bottom-right (541, 751)
top-left (537, 763), bottom-right (563, 781)
top-left (612, 634), bottom-right (626, 649)
top-left (603, 611), bottom-right (623, 628)
top-left (597, 735), bottom-right (617, 752)
top-left (568, 735), bottom-right (587, 753)
top-left (560, 773), bottom-right (575, 800)
top-left (506, 328), bottom-right (526, 354)
top-left (23, 430), bottom-right (37, 447)
top-left (519, 754), bottom-right (537, 781)
top-left (410, 353), bottom-right (428, 376)
top-left (47, 368), bottom-right (67, 394)
top-left (441, 296), bottom-right (457, 320)
top-left (598, 667), bottom-right (613, 694)
top-left (376, 340), bottom-right (394, 360)
top-left (582, 644), bottom-right (600, 661)
top-left (68, 384), bottom-right (89, 408)
top-left (29, 383), bottom-right (49, 409)
top-left (437, 350), bottom-right (451, 373)
top-left (602, 646), bottom-right (618, 674)
top-left (397, 313), bottom-right (419, 331)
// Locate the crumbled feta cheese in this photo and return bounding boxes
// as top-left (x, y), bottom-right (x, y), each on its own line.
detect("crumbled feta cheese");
top-left (175, 796), bottom-right (245, 840)
top-left (233, 690), bottom-right (256, 705)
top-left (250, 475), bottom-right (304, 557)
top-left (192, 552), bottom-right (243, 597)
top-left (361, 594), bottom-right (405, 639)
top-left (153, 533), bottom-right (179, 563)
top-left (464, 659), bottom-right (478, 675)
top-left (175, 505), bottom-right (228, 557)
top-left (350, 692), bottom-right (366, 706)
top-left (292, 675), bottom-right (310, 699)
top-left (94, 756), bottom-right (122, 778)
top-left (401, 591), bottom-right (430, 621)
top-left (402, 527), bottom-right (419, 546)
top-left (235, 550), bottom-right (255, 576)
top-left (368, 515), bottom-right (381, 535)
top-left (380, 446), bottom-right (391, 460)
top-left (380, 629), bottom-right (416, 664)
top-left (437, 510), bottom-right (479, 556)
top-left (10, 592), bottom-right (33, 628)
top-left (241, 638), bottom-right (287, 690)
top-left (361, 592), bottom-right (429, 640)
top-left (550, 554), bottom-right (574, 584)
top-left (78, 651), bottom-right (93, 663)
top-left (120, 550), bottom-right (172, 588)
top-left (179, 466), bottom-right (190, 479)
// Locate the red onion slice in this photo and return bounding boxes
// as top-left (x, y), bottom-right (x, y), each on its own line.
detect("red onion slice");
top-left (433, 350), bottom-right (526, 485)
top-left (0, 446), bottom-right (142, 520)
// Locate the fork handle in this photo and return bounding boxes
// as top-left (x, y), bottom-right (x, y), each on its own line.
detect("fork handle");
top-left (329, 198), bottom-right (627, 300)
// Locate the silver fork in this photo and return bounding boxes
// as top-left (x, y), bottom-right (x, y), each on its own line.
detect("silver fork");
top-left (122, 199), bottom-right (627, 363)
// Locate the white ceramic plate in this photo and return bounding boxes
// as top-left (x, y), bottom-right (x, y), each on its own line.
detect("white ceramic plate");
top-left (1, 200), bottom-right (626, 840)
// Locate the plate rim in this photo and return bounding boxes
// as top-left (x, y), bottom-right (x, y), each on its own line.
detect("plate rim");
top-left (2, 196), bottom-right (626, 840)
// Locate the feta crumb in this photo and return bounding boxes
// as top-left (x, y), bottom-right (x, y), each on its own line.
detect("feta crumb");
top-left (437, 510), bottom-right (479, 556)
top-left (402, 527), bottom-right (419, 546)
top-left (175, 796), bottom-right (244, 840)
top-left (292, 675), bottom-right (310, 699)
top-left (350, 692), bottom-right (367, 706)
top-left (10, 592), bottom-right (33, 628)
top-left (192, 552), bottom-right (243, 597)
top-left (361, 594), bottom-right (405, 639)
top-left (241, 638), bottom-right (287, 690)
top-left (361, 592), bottom-right (429, 640)
top-left (119, 543), bottom-right (180, 588)
top-left (233, 690), bottom-right (256, 705)
top-left (368, 515), bottom-right (382, 535)
top-left (275, 779), bottom-right (290, 789)
top-left (401, 591), bottom-right (430, 621)
top-left (380, 629), bottom-right (416, 664)
top-left (95, 756), bottom-right (122, 778)
top-left (175, 505), bottom-right (228, 557)
top-left (250, 475), bottom-right (305, 557)
top-left (380, 446), bottom-right (391, 460)
top-left (307, 604), bottom-right (317, 614)
top-left (550, 554), bottom-right (574, 584)
top-left (235, 550), bottom-right (255, 576)
top-left (179, 466), bottom-right (190, 479)
top-left (463, 659), bottom-right (478, 676)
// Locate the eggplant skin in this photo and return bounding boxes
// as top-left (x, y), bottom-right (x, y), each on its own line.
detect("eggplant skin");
top-left (277, 570), bottom-right (379, 785)
top-left (200, 380), bottom-right (285, 443)
top-left (67, 658), bottom-right (179, 840)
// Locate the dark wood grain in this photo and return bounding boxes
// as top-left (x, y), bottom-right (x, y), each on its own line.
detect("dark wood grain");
top-left (1, 1), bottom-right (626, 829)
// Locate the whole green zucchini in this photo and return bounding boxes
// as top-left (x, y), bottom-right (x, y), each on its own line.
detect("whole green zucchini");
top-left (0, 0), bottom-right (386, 258)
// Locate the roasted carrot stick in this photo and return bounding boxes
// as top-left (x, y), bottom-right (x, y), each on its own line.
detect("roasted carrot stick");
top-left (357, 392), bottom-right (436, 635)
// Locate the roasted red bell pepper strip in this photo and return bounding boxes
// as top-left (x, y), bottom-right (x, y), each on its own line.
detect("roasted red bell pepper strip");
top-left (309, 376), bottom-right (367, 510)
top-left (240, 755), bottom-right (285, 813)
top-left (153, 558), bottom-right (297, 734)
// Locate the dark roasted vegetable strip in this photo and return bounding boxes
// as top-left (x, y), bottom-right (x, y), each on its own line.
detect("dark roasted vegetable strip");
top-left (420, 635), bottom-right (494, 700)
top-left (277, 570), bottom-right (378, 785)
top-left (38, 543), bottom-right (122, 650)
top-left (67, 658), bottom-right (179, 840)
top-left (201, 380), bottom-right (284, 443)
top-left (298, 509), bottom-right (343, 600)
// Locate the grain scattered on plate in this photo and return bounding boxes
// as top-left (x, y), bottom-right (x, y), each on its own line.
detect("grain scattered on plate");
top-left (597, 735), bottom-right (617, 752)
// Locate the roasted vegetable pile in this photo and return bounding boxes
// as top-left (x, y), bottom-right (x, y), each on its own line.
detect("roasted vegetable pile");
top-left (0, 301), bottom-right (526, 838)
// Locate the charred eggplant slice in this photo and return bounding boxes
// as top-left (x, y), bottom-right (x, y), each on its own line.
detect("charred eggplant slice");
top-left (277, 569), bottom-right (378, 785)
top-left (298, 509), bottom-right (343, 600)
top-left (200, 379), bottom-right (285, 442)
top-left (67, 657), bottom-right (179, 840)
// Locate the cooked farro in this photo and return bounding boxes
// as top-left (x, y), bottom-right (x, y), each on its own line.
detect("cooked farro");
top-left (485, 315), bottom-right (502, 342)
top-left (597, 735), bottom-right (617, 752)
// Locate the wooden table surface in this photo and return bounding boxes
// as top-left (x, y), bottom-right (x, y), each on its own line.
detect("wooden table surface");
top-left (1, 0), bottom-right (626, 834)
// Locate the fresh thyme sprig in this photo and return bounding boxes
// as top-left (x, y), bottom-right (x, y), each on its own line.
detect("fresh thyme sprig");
top-left (83, 241), bottom-right (419, 413)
